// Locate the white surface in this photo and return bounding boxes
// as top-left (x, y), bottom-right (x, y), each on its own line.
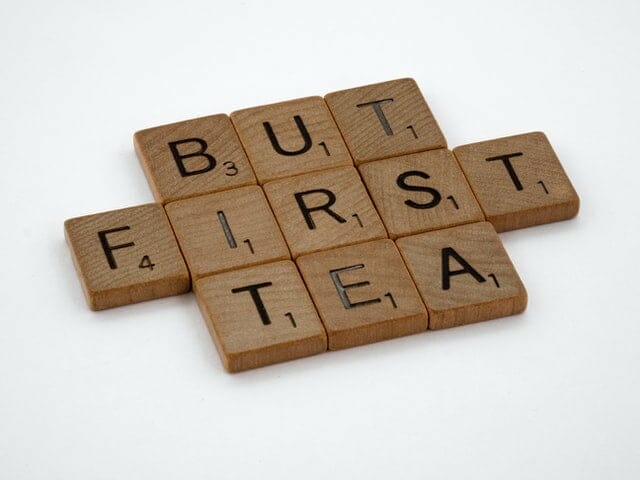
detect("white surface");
top-left (1, 0), bottom-right (639, 478)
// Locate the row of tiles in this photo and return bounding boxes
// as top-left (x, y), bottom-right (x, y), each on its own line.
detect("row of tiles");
top-left (195, 223), bottom-right (527, 372)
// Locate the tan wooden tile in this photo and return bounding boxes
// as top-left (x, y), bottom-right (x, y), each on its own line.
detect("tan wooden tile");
top-left (325, 78), bottom-right (446, 164)
top-left (165, 186), bottom-right (289, 280)
top-left (297, 239), bottom-right (427, 350)
top-left (134, 114), bottom-right (256, 204)
top-left (230, 96), bottom-right (353, 183)
top-left (396, 222), bottom-right (527, 330)
top-left (194, 260), bottom-right (327, 372)
top-left (263, 166), bottom-right (387, 258)
top-left (359, 149), bottom-right (484, 239)
top-left (64, 204), bottom-right (190, 310)
top-left (453, 132), bottom-right (580, 232)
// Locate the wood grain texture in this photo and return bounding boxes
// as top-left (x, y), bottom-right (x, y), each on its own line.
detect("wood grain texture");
top-left (164, 186), bottom-right (290, 280)
top-left (296, 239), bottom-right (427, 350)
top-left (396, 222), bottom-right (527, 329)
top-left (231, 96), bottom-right (353, 183)
top-left (64, 204), bottom-right (190, 310)
top-left (325, 78), bottom-right (447, 164)
top-left (134, 114), bottom-right (256, 204)
top-left (453, 132), bottom-right (580, 232)
top-left (194, 260), bottom-right (327, 372)
top-left (263, 166), bottom-right (387, 258)
top-left (359, 149), bottom-right (485, 239)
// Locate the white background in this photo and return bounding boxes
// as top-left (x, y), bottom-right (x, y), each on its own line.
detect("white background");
top-left (1, 0), bottom-right (639, 478)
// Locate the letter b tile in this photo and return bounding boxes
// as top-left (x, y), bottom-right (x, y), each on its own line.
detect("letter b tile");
top-left (134, 114), bottom-right (256, 204)
top-left (231, 96), bottom-right (353, 183)
top-left (297, 239), bottom-right (428, 350)
top-left (194, 261), bottom-right (327, 372)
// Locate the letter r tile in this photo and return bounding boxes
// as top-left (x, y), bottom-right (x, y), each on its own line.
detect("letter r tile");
top-left (263, 166), bottom-right (387, 257)
top-left (325, 78), bottom-right (447, 164)
top-left (396, 222), bottom-right (527, 330)
top-left (134, 114), bottom-right (256, 204)
top-left (296, 239), bottom-right (428, 350)
top-left (453, 132), bottom-right (580, 232)
top-left (194, 260), bottom-right (327, 372)
top-left (165, 186), bottom-right (290, 280)
top-left (231, 96), bottom-right (353, 184)
top-left (64, 204), bottom-right (190, 310)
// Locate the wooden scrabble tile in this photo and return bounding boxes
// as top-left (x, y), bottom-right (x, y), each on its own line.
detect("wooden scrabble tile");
top-left (297, 239), bottom-right (427, 350)
top-left (134, 114), bottom-right (256, 203)
top-left (359, 149), bottom-right (484, 239)
top-left (325, 78), bottom-right (447, 164)
top-left (165, 186), bottom-right (290, 280)
top-left (396, 222), bottom-right (527, 330)
top-left (230, 96), bottom-right (353, 183)
top-left (453, 132), bottom-right (580, 232)
top-left (194, 260), bottom-right (327, 372)
top-left (263, 166), bottom-right (387, 257)
top-left (64, 204), bottom-right (190, 310)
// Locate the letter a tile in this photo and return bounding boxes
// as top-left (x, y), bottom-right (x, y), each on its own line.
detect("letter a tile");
top-left (64, 204), bottom-right (190, 310)
top-left (263, 166), bottom-right (387, 257)
top-left (231, 97), bottom-right (353, 183)
top-left (297, 240), bottom-right (428, 350)
top-left (325, 78), bottom-right (447, 164)
top-left (453, 132), bottom-right (580, 232)
top-left (134, 114), bottom-right (256, 204)
top-left (165, 186), bottom-right (290, 280)
top-left (194, 261), bottom-right (327, 372)
top-left (396, 222), bottom-right (527, 330)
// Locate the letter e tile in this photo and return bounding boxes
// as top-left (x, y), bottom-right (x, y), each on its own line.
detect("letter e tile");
top-left (297, 239), bottom-right (427, 350)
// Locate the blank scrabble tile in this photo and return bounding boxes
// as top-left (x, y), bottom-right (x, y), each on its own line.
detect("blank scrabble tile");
top-left (194, 260), bottom-right (327, 372)
top-left (165, 186), bottom-right (290, 280)
top-left (325, 78), bottom-right (446, 164)
top-left (297, 239), bottom-right (427, 350)
top-left (396, 222), bottom-right (527, 330)
top-left (230, 96), bottom-right (353, 183)
top-left (359, 149), bottom-right (484, 239)
top-left (65, 204), bottom-right (190, 310)
top-left (134, 114), bottom-right (256, 203)
top-left (263, 166), bottom-right (387, 258)
top-left (453, 132), bottom-right (580, 232)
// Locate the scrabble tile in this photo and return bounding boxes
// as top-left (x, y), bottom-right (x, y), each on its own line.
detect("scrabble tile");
top-left (134, 114), bottom-right (256, 203)
top-left (325, 78), bottom-right (446, 164)
top-left (64, 204), bottom-right (190, 310)
top-left (165, 186), bottom-right (290, 280)
top-left (359, 149), bottom-right (484, 239)
top-left (263, 166), bottom-right (387, 257)
top-left (230, 96), bottom-right (353, 183)
top-left (194, 260), bottom-right (327, 372)
top-left (396, 222), bottom-right (527, 330)
top-left (297, 239), bottom-right (427, 350)
top-left (453, 132), bottom-right (580, 232)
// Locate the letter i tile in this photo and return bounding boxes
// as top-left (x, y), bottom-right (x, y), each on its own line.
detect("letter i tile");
top-left (194, 260), bottom-right (327, 372)
top-left (165, 186), bottom-right (290, 279)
